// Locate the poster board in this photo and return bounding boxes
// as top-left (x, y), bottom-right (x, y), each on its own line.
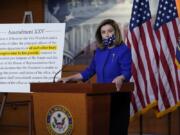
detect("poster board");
top-left (0, 23), bottom-right (65, 92)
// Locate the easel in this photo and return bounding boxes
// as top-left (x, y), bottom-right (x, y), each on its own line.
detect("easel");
top-left (0, 11), bottom-right (34, 135)
top-left (0, 93), bottom-right (7, 119)
top-left (22, 11), bottom-right (33, 23)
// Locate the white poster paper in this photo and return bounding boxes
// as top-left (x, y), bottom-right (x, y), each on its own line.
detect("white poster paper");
top-left (0, 23), bottom-right (65, 93)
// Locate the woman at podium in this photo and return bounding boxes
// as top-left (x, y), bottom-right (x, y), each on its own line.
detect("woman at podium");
top-left (59, 19), bottom-right (132, 135)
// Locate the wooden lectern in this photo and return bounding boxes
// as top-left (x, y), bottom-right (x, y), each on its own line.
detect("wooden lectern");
top-left (31, 82), bottom-right (134, 135)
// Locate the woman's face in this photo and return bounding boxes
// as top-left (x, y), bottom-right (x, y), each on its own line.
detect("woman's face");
top-left (100, 24), bottom-right (115, 39)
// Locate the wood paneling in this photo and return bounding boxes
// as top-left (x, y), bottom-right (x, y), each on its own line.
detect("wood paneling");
top-left (0, 93), bottom-right (33, 135)
top-left (0, 0), bottom-right (43, 23)
top-left (128, 109), bottom-right (180, 135)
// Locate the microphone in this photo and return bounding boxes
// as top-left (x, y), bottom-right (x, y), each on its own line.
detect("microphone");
top-left (53, 50), bottom-right (85, 83)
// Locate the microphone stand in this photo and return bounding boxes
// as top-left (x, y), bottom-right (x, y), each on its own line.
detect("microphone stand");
top-left (53, 50), bottom-right (84, 83)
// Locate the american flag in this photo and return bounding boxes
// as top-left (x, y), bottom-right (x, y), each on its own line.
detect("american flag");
top-left (127, 0), bottom-right (159, 116)
top-left (154, 0), bottom-right (180, 116)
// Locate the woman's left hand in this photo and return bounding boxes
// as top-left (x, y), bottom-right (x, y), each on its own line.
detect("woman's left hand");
top-left (112, 75), bottom-right (125, 91)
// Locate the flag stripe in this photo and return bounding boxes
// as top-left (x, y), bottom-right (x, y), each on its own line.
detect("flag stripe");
top-left (127, 35), bottom-right (146, 109)
top-left (131, 92), bottom-right (138, 112)
top-left (139, 22), bottom-right (158, 101)
top-left (133, 29), bottom-right (150, 105)
top-left (161, 24), bottom-right (177, 103)
top-left (147, 21), bottom-right (159, 66)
